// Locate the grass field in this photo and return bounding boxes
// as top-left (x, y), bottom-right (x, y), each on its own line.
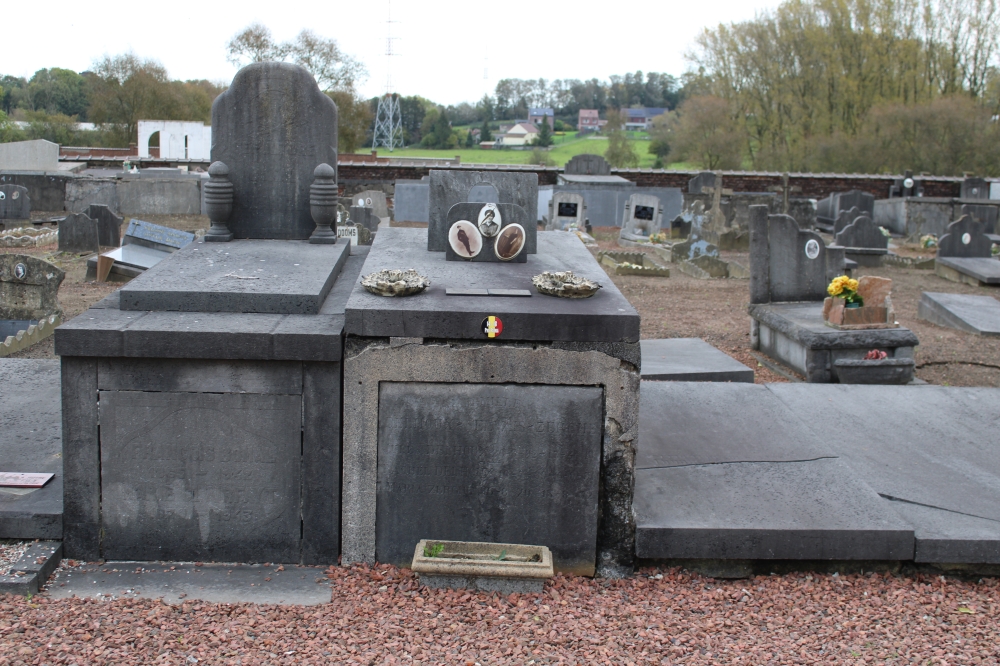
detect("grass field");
top-left (360, 134), bottom-right (682, 169)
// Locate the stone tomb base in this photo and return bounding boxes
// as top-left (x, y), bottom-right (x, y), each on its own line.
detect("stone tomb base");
top-left (918, 292), bottom-right (1000, 336)
top-left (934, 257), bottom-right (1000, 287)
top-left (749, 302), bottom-right (918, 383)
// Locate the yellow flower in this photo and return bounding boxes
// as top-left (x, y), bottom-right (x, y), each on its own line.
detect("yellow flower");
top-left (828, 282), bottom-right (843, 296)
top-left (846, 278), bottom-right (859, 292)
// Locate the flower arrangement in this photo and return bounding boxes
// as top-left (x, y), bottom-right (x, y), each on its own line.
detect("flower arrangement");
top-left (864, 349), bottom-right (888, 360)
top-left (648, 232), bottom-right (669, 244)
top-left (827, 275), bottom-right (864, 306)
top-left (920, 234), bottom-right (938, 249)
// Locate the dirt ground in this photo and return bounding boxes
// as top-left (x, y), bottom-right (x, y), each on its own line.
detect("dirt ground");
top-left (6, 216), bottom-right (1000, 387)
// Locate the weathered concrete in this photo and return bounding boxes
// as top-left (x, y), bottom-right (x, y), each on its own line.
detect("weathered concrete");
top-left (0, 254), bottom-right (64, 320)
top-left (0, 140), bottom-right (59, 171)
top-left (639, 338), bottom-right (754, 382)
top-left (918, 292), bottom-right (1000, 336)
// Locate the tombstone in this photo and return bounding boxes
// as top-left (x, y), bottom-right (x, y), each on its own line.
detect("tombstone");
top-left (918, 292), bottom-right (1000, 337)
top-left (832, 206), bottom-right (862, 235)
top-left (834, 215), bottom-right (889, 267)
top-left (85, 219), bottom-right (196, 281)
top-left (961, 178), bottom-right (990, 200)
top-left (87, 204), bottom-right (124, 248)
top-left (671, 235), bottom-right (719, 263)
top-left (961, 204), bottom-right (998, 235)
top-left (58, 212), bottom-right (100, 253)
top-left (937, 215), bottom-right (993, 259)
top-left (210, 62), bottom-right (338, 239)
top-left (751, 212), bottom-right (845, 303)
top-left (0, 254), bottom-right (65, 321)
top-left (563, 153), bottom-right (611, 176)
top-left (669, 214), bottom-right (692, 239)
top-left (352, 190), bottom-right (390, 220)
top-left (619, 193), bottom-right (663, 242)
top-left (349, 205), bottom-right (378, 246)
top-left (0, 185), bottom-right (31, 222)
top-left (445, 202), bottom-right (532, 262)
top-left (428, 170), bottom-right (538, 253)
top-left (121, 219), bottom-right (195, 252)
top-left (546, 192), bottom-right (586, 231)
top-left (393, 178), bottom-right (430, 223)
top-left (816, 190), bottom-right (874, 231)
top-left (889, 171), bottom-right (923, 198)
top-left (688, 172), bottom-right (718, 195)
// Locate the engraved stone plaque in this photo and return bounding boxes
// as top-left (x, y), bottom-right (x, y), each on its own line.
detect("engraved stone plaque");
top-left (376, 383), bottom-right (603, 574)
top-left (99, 391), bottom-right (301, 562)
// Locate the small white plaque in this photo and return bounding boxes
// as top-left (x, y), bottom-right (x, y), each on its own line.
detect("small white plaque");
top-left (0, 472), bottom-right (54, 488)
top-left (337, 225), bottom-right (358, 246)
top-left (962, 232), bottom-right (971, 245)
top-left (804, 239), bottom-right (821, 259)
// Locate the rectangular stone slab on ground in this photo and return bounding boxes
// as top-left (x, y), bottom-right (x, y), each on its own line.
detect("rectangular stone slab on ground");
top-left (375, 383), bottom-right (602, 574)
top-left (918, 292), bottom-right (1000, 336)
top-left (639, 338), bottom-right (754, 382)
top-left (935, 257), bottom-right (1000, 285)
top-left (118, 239), bottom-right (349, 315)
top-left (345, 228), bottom-right (639, 342)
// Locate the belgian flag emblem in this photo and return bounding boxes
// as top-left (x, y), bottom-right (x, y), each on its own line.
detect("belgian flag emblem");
top-left (481, 315), bottom-right (503, 338)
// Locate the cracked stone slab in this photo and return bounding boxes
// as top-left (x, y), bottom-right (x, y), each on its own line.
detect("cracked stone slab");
top-left (882, 499), bottom-right (1000, 564)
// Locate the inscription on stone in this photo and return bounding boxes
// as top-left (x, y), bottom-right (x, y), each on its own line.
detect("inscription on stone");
top-left (99, 391), bottom-right (301, 562)
top-left (375, 383), bottom-right (603, 574)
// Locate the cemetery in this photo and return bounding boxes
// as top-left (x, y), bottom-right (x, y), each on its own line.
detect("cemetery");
top-left (1, 54), bottom-right (1000, 662)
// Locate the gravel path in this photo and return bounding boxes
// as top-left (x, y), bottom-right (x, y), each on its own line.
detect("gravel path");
top-left (1, 565), bottom-right (996, 664)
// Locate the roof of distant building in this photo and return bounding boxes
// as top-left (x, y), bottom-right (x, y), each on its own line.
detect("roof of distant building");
top-left (625, 107), bottom-right (667, 119)
top-left (579, 109), bottom-right (600, 117)
top-left (528, 108), bottom-right (554, 116)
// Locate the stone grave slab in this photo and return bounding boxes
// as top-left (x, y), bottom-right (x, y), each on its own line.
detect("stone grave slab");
top-left (122, 219), bottom-right (195, 252)
top-left (0, 185), bottom-right (30, 220)
top-left (99, 390), bottom-right (302, 562)
top-left (119, 239), bottom-right (350, 314)
top-left (884, 501), bottom-right (1000, 564)
top-left (86, 244), bottom-right (171, 281)
top-left (428, 170), bottom-right (538, 253)
top-left (393, 179), bottom-right (429, 223)
top-left (58, 212), bottom-right (99, 253)
top-left (835, 215), bottom-right (889, 267)
top-left (918, 292), bottom-right (1000, 336)
top-left (0, 254), bottom-right (64, 320)
top-left (211, 62), bottom-right (338, 240)
top-left (961, 204), bottom-right (998, 235)
top-left (935, 257), bottom-right (1000, 285)
top-left (546, 192), bottom-right (586, 230)
top-left (0, 359), bottom-right (63, 539)
top-left (635, 459), bottom-right (914, 560)
top-left (345, 228), bottom-right (639, 342)
top-left (375, 382), bottom-right (603, 574)
top-left (961, 177), bottom-right (990, 200)
top-left (639, 338), bottom-right (754, 382)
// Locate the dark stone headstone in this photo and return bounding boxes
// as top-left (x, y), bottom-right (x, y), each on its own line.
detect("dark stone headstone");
top-left (961, 204), bottom-right (998, 234)
top-left (687, 172), bottom-right (718, 194)
top-left (563, 153), bottom-right (610, 176)
top-left (0, 254), bottom-right (64, 320)
top-left (0, 185), bottom-right (30, 220)
top-left (937, 215), bottom-right (993, 258)
top-left (751, 210), bottom-right (839, 303)
top-left (833, 206), bottom-right (862, 235)
top-left (58, 212), bottom-right (99, 253)
top-left (87, 204), bottom-right (123, 247)
top-left (961, 177), bottom-right (990, 200)
top-left (428, 170), bottom-right (538, 253)
top-left (349, 206), bottom-right (379, 233)
top-left (375, 382), bottom-right (603, 573)
top-left (211, 62), bottom-right (338, 239)
top-left (889, 171), bottom-right (923, 198)
top-left (98, 390), bottom-right (302, 562)
top-left (835, 190), bottom-right (874, 216)
top-left (122, 219), bottom-right (195, 252)
top-left (444, 202), bottom-right (532, 263)
top-left (835, 215), bottom-right (889, 250)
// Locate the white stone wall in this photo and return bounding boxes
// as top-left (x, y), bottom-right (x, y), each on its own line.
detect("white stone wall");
top-left (138, 121), bottom-right (212, 160)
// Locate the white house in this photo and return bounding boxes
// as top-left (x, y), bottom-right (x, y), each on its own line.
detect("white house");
top-left (497, 122), bottom-right (539, 147)
top-left (138, 121), bottom-right (212, 160)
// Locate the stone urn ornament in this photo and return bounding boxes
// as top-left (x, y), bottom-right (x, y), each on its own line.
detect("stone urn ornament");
top-left (203, 161), bottom-right (234, 242)
top-left (309, 163), bottom-right (338, 244)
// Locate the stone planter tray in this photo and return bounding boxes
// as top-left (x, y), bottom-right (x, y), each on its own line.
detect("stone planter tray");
top-left (833, 358), bottom-right (915, 385)
top-left (412, 540), bottom-right (553, 594)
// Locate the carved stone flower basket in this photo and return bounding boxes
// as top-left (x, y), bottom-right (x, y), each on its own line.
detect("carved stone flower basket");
top-left (411, 540), bottom-right (553, 594)
top-left (823, 276), bottom-right (899, 330)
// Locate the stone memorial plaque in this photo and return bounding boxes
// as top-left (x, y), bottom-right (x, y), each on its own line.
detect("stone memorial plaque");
top-left (0, 185), bottom-right (30, 220)
top-left (0, 254), bottom-right (65, 320)
top-left (123, 219), bottom-right (195, 251)
top-left (376, 383), bottom-right (603, 574)
top-left (445, 202), bottom-right (532, 263)
top-left (428, 170), bottom-right (538, 253)
top-left (99, 391), bottom-right (302, 562)
top-left (0, 472), bottom-right (54, 488)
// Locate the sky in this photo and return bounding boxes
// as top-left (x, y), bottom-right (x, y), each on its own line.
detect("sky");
top-left (8, 0), bottom-right (782, 105)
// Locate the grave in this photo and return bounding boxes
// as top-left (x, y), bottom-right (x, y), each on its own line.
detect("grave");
top-left (0, 185), bottom-right (31, 223)
top-left (0, 139), bottom-right (60, 172)
top-left (961, 177), bottom-right (991, 200)
top-left (679, 174), bottom-right (770, 250)
top-left (350, 190), bottom-right (390, 224)
top-left (393, 178), bottom-right (430, 223)
top-left (564, 154), bottom-right (612, 176)
top-left (888, 170), bottom-right (924, 198)
top-left (618, 193), bottom-right (664, 245)
top-left (58, 212), bottom-right (100, 253)
top-left (815, 190), bottom-right (875, 232)
top-left (0, 254), bottom-right (64, 357)
top-left (56, 62), bottom-right (361, 565)
top-left (341, 226), bottom-right (641, 577)
top-left (85, 219), bottom-right (196, 281)
top-left (639, 338), bottom-right (754, 382)
top-left (834, 214), bottom-right (889, 267)
top-left (546, 192), bottom-right (587, 231)
top-left (428, 171), bottom-right (538, 253)
top-left (918, 292), bottom-right (1000, 336)
top-left (933, 215), bottom-right (1000, 286)
top-left (86, 204), bottom-right (124, 247)
top-left (747, 206), bottom-right (918, 382)
top-left (875, 196), bottom-right (1000, 241)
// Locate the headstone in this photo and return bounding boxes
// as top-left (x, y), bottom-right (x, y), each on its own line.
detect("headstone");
top-left (889, 171), bottom-right (923, 198)
top-left (817, 191), bottom-right (874, 230)
top-left (937, 215), bottom-right (993, 258)
top-left (563, 154), bottom-right (610, 176)
top-left (352, 190), bottom-right (390, 219)
top-left (0, 139), bottom-right (59, 171)
top-left (0, 185), bottom-right (31, 221)
top-left (688, 172), bottom-right (717, 195)
top-left (619, 193), bottom-right (663, 241)
top-left (58, 213), bottom-right (100, 253)
top-left (0, 254), bottom-right (65, 320)
top-left (961, 204), bottom-right (998, 235)
top-left (751, 211), bottom-right (844, 303)
top-left (835, 215), bottom-right (889, 250)
top-left (350, 206), bottom-right (379, 233)
top-left (375, 382), bottom-right (603, 570)
top-left (87, 204), bottom-right (124, 247)
top-left (836, 190), bottom-right (875, 216)
top-left (211, 62), bottom-right (338, 239)
top-left (546, 192), bottom-right (587, 231)
top-left (961, 178), bottom-right (990, 200)
top-left (671, 235), bottom-right (719, 263)
top-left (428, 170), bottom-right (538, 253)
top-left (121, 219), bottom-right (195, 252)
top-left (393, 179), bottom-right (430, 223)
top-left (833, 206), bottom-right (862, 235)
top-left (444, 202), bottom-right (532, 263)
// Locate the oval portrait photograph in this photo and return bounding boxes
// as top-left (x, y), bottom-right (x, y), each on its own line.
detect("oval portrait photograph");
top-left (448, 220), bottom-right (483, 259)
top-left (477, 203), bottom-right (502, 237)
top-left (494, 223), bottom-right (526, 261)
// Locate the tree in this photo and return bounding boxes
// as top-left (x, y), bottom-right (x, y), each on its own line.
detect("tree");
top-left (26, 68), bottom-right (89, 118)
top-left (0, 76), bottom-right (26, 115)
top-left (419, 107), bottom-right (457, 148)
top-left (480, 120), bottom-right (493, 142)
top-left (647, 112), bottom-right (671, 159)
top-left (327, 90), bottom-right (373, 153)
top-left (665, 95), bottom-right (744, 170)
top-left (603, 109), bottom-right (639, 168)
top-left (464, 130), bottom-right (474, 147)
top-left (88, 53), bottom-right (173, 146)
top-left (533, 118), bottom-right (553, 147)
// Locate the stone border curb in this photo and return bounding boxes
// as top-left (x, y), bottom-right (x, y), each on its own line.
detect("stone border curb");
top-left (0, 314), bottom-right (61, 357)
top-left (0, 541), bottom-right (62, 596)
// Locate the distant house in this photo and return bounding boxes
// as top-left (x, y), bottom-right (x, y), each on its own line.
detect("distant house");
top-left (497, 122), bottom-right (540, 146)
top-left (578, 109), bottom-right (606, 133)
top-left (528, 108), bottom-right (555, 129)
top-left (624, 108), bottom-right (667, 131)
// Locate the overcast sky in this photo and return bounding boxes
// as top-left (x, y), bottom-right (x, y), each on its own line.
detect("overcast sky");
top-left (9, 1), bottom-right (781, 105)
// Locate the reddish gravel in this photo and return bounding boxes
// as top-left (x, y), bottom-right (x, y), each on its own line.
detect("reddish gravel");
top-left (2, 565), bottom-right (997, 664)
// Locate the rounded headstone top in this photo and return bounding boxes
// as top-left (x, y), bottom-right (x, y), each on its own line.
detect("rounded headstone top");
top-left (208, 161), bottom-right (229, 177)
top-left (314, 163), bottom-right (336, 179)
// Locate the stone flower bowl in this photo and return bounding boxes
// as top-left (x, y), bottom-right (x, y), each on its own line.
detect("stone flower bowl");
top-left (532, 271), bottom-right (602, 299)
top-left (361, 269), bottom-right (430, 297)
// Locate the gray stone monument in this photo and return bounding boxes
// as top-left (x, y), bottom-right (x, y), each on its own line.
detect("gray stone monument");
top-left (832, 206), bottom-right (862, 235)
top-left (619, 193), bottom-right (663, 242)
top-left (351, 190), bottom-right (390, 221)
top-left (546, 192), bottom-right (586, 231)
top-left (687, 172), bottom-right (718, 195)
top-left (0, 254), bottom-right (64, 321)
top-left (87, 204), bottom-right (124, 248)
top-left (961, 204), bottom-right (998, 235)
top-left (393, 178), bottom-right (429, 223)
top-left (58, 213), bottom-right (100, 253)
top-left (563, 154), bottom-right (611, 176)
top-left (0, 185), bottom-right (30, 222)
top-left (444, 202), bottom-right (532, 263)
top-left (961, 178), bottom-right (990, 200)
top-left (834, 214), bottom-right (889, 267)
top-left (889, 171), bottom-right (923, 198)
top-left (210, 62), bottom-right (338, 239)
top-left (671, 235), bottom-right (719, 263)
top-left (937, 215), bottom-right (993, 259)
top-left (428, 170), bottom-right (538, 253)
